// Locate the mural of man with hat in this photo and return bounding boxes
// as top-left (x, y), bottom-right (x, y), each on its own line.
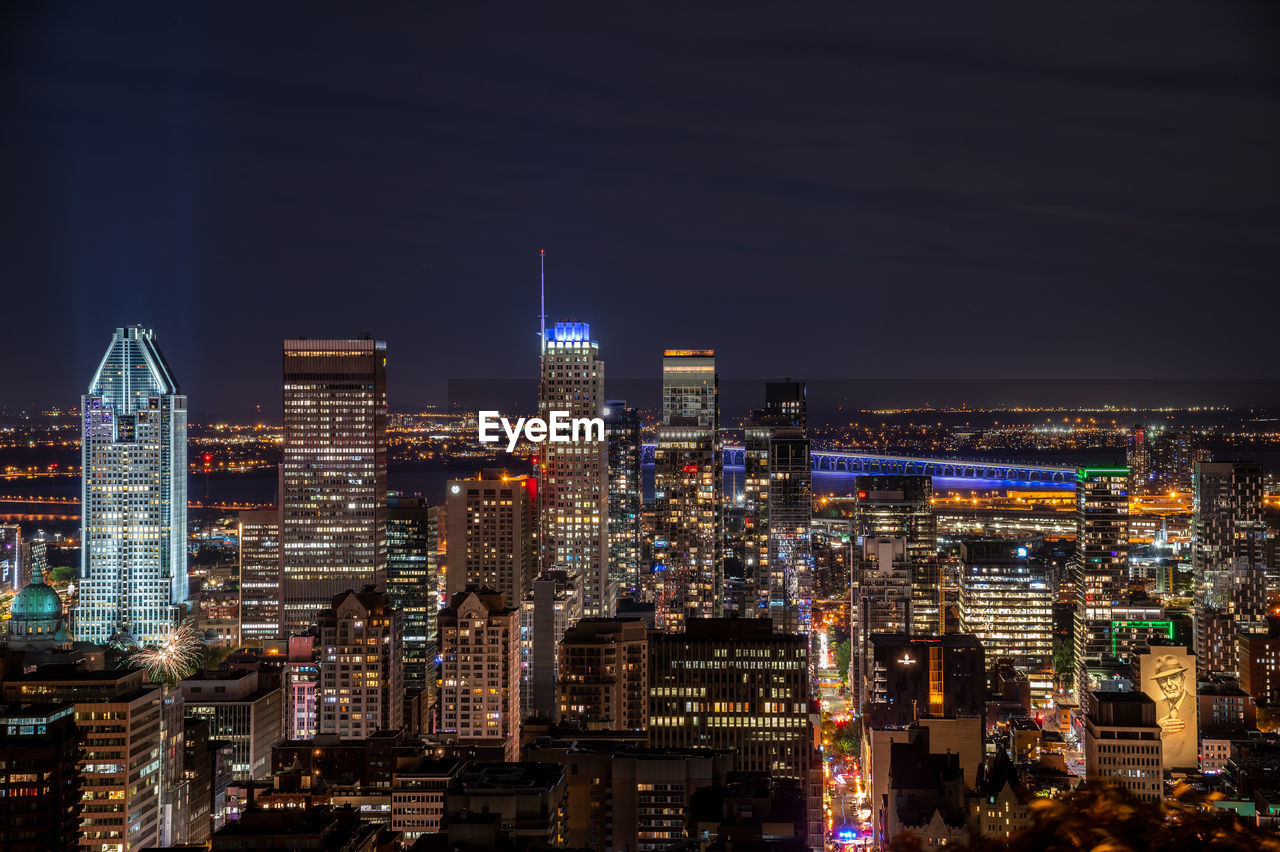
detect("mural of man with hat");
top-left (1150, 653), bottom-right (1191, 735)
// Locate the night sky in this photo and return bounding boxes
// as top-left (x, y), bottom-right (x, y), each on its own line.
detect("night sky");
top-left (2, 3), bottom-right (1278, 417)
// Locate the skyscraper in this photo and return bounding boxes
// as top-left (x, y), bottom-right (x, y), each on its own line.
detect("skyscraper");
top-left (853, 476), bottom-right (939, 636)
top-left (77, 326), bottom-right (188, 646)
top-left (238, 509), bottom-right (281, 642)
top-left (1071, 467), bottom-right (1130, 699)
top-left (445, 469), bottom-right (535, 606)
top-left (654, 350), bottom-right (722, 632)
top-left (387, 493), bottom-right (440, 702)
top-left (743, 381), bottom-right (812, 632)
top-left (280, 337), bottom-right (387, 635)
top-left (851, 537), bottom-right (914, 709)
top-left (1126, 426), bottom-right (1151, 495)
top-left (1192, 461), bottom-right (1268, 675)
top-left (604, 400), bottom-right (642, 602)
top-left (538, 321), bottom-right (610, 617)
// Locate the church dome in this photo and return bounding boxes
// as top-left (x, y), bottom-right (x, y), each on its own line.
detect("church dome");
top-left (12, 572), bottom-right (62, 619)
top-left (8, 571), bottom-right (65, 649)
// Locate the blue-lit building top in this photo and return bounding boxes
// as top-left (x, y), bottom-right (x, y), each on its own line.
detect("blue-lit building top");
top-left (546, 321), bottom-right (597, 348)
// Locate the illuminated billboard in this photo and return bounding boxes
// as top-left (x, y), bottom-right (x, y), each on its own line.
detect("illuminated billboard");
top-left (1139, 647), bottom-right (1198, 770)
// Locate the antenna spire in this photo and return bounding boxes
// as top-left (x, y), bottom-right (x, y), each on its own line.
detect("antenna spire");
top-left (539, 249), bottom-right (547, 353)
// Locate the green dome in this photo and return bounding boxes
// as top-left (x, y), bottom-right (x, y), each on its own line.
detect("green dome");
top-left (12, 574), bottom-right (62, 618)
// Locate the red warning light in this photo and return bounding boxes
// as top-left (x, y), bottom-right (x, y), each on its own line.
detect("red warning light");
top-left (857, 491), bottom-right (867, 499)
top-left (203, 453), bottom-right (213, 465)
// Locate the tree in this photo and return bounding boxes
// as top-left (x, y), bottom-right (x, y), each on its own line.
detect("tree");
top-left (835, 639), bottom-right (852, 681)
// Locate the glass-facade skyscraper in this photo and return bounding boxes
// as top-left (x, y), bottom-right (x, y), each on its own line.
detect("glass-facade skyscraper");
top-left (281, 337), bottom-right (387, 635)
top-left (604, 400), bottom-right (641, 602)
top-left (77, 326), bottom-right (188, 645)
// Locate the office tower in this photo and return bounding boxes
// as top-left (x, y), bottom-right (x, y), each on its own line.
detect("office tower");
top-left (179, 670), bottom-right (283, 781)
top-left (662, 349), bottom-right (717, 426)
top-left (1193, 461), bottom-right (1268, 676)
top-left (520, 569), bottom-right (582, 719)
top-left (445, 469), bottom-right (535, 606)
top-left (1126, 426), bottom-right (1151, 495)
top-left (649, 618), bottom-right (820, 844)
top-left (864, 633), bottom-right (986, 726)
top-left (77, 326), bottom-right (188, 645)
top-left (958, 541), bottom-right (1053, 705)
top-left (443, 764), bottom-right (569, 847)
top-left (0, 703), bottom-right (82, 852)
top-left (538, 320), bottom-right (609, 617)
top-left (854, 476), bottom-right (939, 636)
top-left (557, 617), bottom-right (648, 731)
top-left (386, 493), bottom-right (439, 701)
top-left (1082, 691), bottom-right (1162, 802)
top-left (604, 400), bottom-right (642, 601)
top-left (743, 383), bottom-right (812, 632)
top-left (158, 685), bottom-right (189, 848)
top-left (285, 633), bottom-right (319, 740)
top-left (851, 537), bottom-right (913, 709)
top-left (648, 618), bottom-right (813, 776)
top-left (527, 743), bottom-right (733, 852)
top-left (280, 337), bottom-right (387, 635)
top-left (3, 668), bottom-right (165, 852)
top-left (316, 589), bottom-right (403, 739)
top-left (1149, 429), bottom-right (1210, 494)
top-left (653, 423), bottom-right (722, 631)
top-left (1071, 467), bottom-right (1129, 699)
top-left (437, 588), bottom-right (521, 761)
top-left (0, 524), bottom-right (20, 591)
top-left (238, 509), bottom-right (281, 642)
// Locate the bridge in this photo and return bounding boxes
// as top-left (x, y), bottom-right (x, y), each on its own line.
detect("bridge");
top-left (640, 444), bottom-right (1076, 485)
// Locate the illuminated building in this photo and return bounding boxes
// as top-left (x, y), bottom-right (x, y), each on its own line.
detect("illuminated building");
top-left (1149, 429), bottom-right (1209, 494)
top-left (958, 541), bottom-right (1053, 705)
top-left (1082, 691), bottom-right (1162, 801)
top-left (237, 509), bottom-right (281, 641)
top-left (180, 670), bottom-right (283, 782)
top-left (604, 400), bottom-right (642, 602)
top-left (1071, 467), bottom-right (1129, 699)
top-left (648, 619), bottom-right (815, 783)
top-left (316, 589), bottom-right (403, 740)
top-left (0, 702), bottom-right (82, 852)
top-left (557, 617), bottom-right (648, 731)
top-left (1126, 425), bottom-right (1152, 495)
top-left (865, 633), bottom-right (985, 727)
top-left (445, 469), bottom-right (535, 611)
top-left (662, 349), bottom-right (717, 426)
top-left (810, 518), bottom-right (853, 599)
top-left (653, 423), bottom-right (722, 631)
top-left (437, 588), bottom-right (521, 761)
top-left (1193, 461), bottom-right (1268, 676)
top-left (0, 524), bottom-right (21, 591)
top-left (2, 668), bottom-right (165, 852)
top-left (520, 569), bottom-right (582, 719)
top-left (743, 381), bottom-right (812, 633)
top-left (654, 350), bottom-right (722, 632)
top-left (285, 632), bottom-right (318, 740)
top-left (539, 320), bottom-right (610, 617)
top-left (1239, 626), bottom-right (1280, 707)
top-left (525, 741), bottom-right (732, 852)
top-left (77, 326), bottom-right (188, 646)
top-left (281, 337), bottom-right (387, 636)
top-left (386, 493), bottom-right (439, 701)
top-left (851, 537), bottom-right (913, 709)
top-left (853, 476), bottom-right (939, 636)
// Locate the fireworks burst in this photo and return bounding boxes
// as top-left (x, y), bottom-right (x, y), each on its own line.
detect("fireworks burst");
top-left (130, 620), bottom-right (205, 683)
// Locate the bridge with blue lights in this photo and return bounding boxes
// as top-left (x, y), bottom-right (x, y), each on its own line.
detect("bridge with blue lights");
top-left (640, 444), bottom-right (1076, 484)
